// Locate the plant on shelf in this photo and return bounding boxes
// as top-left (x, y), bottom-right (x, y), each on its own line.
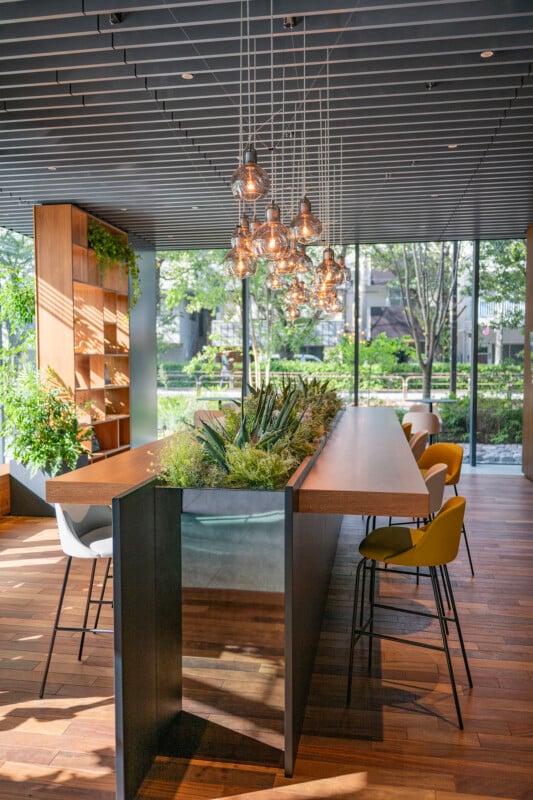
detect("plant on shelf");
top-left (87, 220), bottom-right (140, 307)
top-left (0, 367), bottom-right (91, 476)
top-left (158, 377), bottom-right (343, 490)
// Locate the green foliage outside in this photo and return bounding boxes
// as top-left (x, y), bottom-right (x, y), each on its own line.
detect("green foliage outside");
top-left (158, 249), bottom-right (321, 386)
top-left (158, 377), bottom-right (342, 490)
top-left (438, 397), bottom-right (522, 445)
top-left (477, 240), bottom-right (526, 329)
top-left (158, 394), bottom-right (228, 432)
top-left (366, 242), bottom-right (459, 397)
top-left (0, 228), bottom-right (36, 371)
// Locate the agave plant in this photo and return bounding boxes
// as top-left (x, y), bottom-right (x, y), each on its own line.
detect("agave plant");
top-left (195, 381), bottom-right (303, 473)
top-left (158, 376), bottom-right (343, 490)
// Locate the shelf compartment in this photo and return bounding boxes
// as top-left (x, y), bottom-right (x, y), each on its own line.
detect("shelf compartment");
top-left (104, 291), bottom-right (117, 323)
top-left (72, 244), bottom-right (100, 285)
top-left (102, 261), bottom-right (128, 293)
top-left (76, 388), bottom-right (106, 424)
top-left (105, 387), bottom-right (129, 416)
top-left (116, 294), bottom-right (129, 352)
top-left (74, 283), bottom-right (104, 354)
top-left (75, 354), bottom-right (106, 392)
top-left (105, 355), bottom-right (129, 386)
top-left (119, 417), bottom-right (131, 447)
top-left (75, 355), bottom-right (90, 390)
top-left (71, 205), bottom-right (88, 247)
top-left (91, 418), bottom-right (120, 452)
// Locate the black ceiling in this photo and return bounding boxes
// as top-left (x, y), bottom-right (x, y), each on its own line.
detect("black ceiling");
top-left (0, 0), bottom-right (532, 250)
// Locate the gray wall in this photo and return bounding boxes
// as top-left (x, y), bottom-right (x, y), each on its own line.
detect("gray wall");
top-left (129, 242), bottom-right (158, 446)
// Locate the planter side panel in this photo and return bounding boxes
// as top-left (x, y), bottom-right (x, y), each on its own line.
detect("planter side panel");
top-left (285, 510), bottom-right (342, 776)
top-left (113, 482), bottom-right (182, 800)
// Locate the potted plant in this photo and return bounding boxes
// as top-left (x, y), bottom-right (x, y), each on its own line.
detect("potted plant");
top-left (158, 377), bottom-right (343, 491)
top-left (1, 367), bottom-right (91, 515)
top-left (87, 220), bottom-right (140, 308)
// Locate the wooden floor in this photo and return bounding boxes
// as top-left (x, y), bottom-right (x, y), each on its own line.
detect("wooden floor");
top-left (0, 473), bottom-right (532, 800)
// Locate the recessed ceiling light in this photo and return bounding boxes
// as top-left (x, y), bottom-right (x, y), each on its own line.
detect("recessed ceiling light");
top-left (447, 144), bottom-right (458, 150)
top-left (181, 73), bottom-right (194, 80)
top-left (480, 50), bottom-right (494, 59)
top-left (47, 166), bottom-right (57, 171)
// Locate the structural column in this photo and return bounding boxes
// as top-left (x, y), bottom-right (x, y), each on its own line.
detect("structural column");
top-left (523, 225), bottom-right (533, 479)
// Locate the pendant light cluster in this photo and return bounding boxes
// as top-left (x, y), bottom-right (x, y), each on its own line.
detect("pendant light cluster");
top-left (224, 7), bottom-right (349, 320)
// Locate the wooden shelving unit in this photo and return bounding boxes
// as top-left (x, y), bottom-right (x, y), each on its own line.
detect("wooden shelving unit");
top-left (35, 203), bottom-right (131, 462)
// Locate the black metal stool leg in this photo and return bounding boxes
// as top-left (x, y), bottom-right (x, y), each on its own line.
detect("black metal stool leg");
top-left (454, 484), bottom-right (474, 576)
top-left (429, 566), bottom-right (463, 729)
top-left (346, 557), bottom-right (367, 705)
top-left (78, 560), bottom-right (97, 661)
top-left (367, 561), bottom-right (377, 673)
top-left (92, 557), bottom-right (112, 630)
top-left (443, 565), bottom-right (473, 687)
top-left (439, 564), bottom-right (452, 610)
top-left (40, 556), bottom-right (72, 698)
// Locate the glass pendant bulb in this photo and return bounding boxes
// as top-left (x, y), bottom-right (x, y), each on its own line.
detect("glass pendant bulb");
top-left (224, 231), bottom-right (257, 279)
top-left (328, 294), bottom-right (343, 314)
top-left (287, 277), bottom-right (309, 305)
top-left (297, 279), bottom-right (309, 304)
top-left (290, 197), bottom-right (323, 243)
top-left (296, 244), bottom-right (313, 273)
top-left (287, 277), bottom-right (302, 304)
top-left (288, 303), bottom-right (300, 321)
top-left (336, 254), bottom-right (352, 288)
top-left (274, 253), bottom-right (293, 275)
top-left (275, 243), bottom-right (300, 275)
top-left (266, 271), bottom-right (283, 290)
top-left (231, 146), bottom-right (270, 203)
top-left (251, 203), bottom-right (290, 261)
top-left (317, 247), bottom-right (339, 271)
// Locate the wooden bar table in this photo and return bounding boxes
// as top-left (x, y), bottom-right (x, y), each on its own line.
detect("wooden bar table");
top-left (298, 406), bottom-right (429, 517)
top-left (45, 408), bottom-right (429, 800)
top-left (45, 437), bottom-right (170, 504)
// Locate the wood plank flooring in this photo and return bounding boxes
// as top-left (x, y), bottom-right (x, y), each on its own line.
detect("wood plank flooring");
top-left (0, 473), bottom-right (532, 799)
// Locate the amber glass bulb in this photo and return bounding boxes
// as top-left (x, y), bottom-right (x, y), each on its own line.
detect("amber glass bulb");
top-left (251, 203), bottom-right (290, 262)
top-left (231, 147), bottom-right (270, 203)
top-left (290, 197), bottom-right (323, 243)
top-left (296, 244), bottom-right (313, 273)
top-left (288, 303), bottom-right (301, 321)
top-left (224, 232), bottom-right (257, 279)
top-left (266, 271), bottom-right (283, 290)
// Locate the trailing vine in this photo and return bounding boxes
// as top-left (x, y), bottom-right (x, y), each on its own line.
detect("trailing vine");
top-left (87, 220), bottom-right (140, 308)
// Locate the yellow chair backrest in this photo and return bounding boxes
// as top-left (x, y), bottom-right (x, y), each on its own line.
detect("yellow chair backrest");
top-left (402, 421), bottom-right (412, 440)
top-left (423, 462), bottom-right (448, 515)
top-left (409, 430), bottom-right (428, 461)
top-left (417, 442), bottom-right (463, 486)
top-left (386, 496), bottom-right (466, 567)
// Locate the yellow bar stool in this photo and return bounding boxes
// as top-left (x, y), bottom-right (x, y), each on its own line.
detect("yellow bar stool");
top-left (346, 496), bottom-right (473, 729)
top-left (417, 442), bottom-right (474, 576)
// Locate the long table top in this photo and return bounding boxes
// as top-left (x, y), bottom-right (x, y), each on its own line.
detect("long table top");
top-left (297, 406), bottom-right (429, 516)
top-left (45, 437), bottom-right (170, 505)
top-left (47, 408), bottom-right (428, 516)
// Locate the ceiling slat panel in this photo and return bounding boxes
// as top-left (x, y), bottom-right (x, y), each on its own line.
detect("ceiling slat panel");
top-left (0, 0), bottom-right (532, 246)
